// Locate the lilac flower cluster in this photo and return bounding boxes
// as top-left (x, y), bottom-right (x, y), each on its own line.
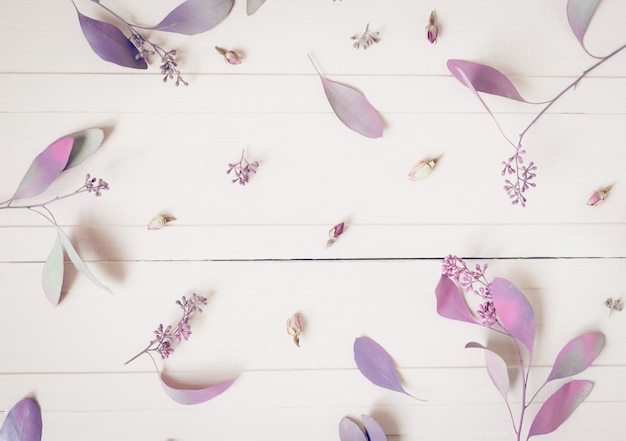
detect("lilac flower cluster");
top-left (442, 255), bottom-right (496, 327)
top-left (226, 150), bottom-right (259, 186)
top-left (501, 148), bottom-right (537, 207)
top-left (84, 174), bottom-right (110, 197)
top-left (126, 293), bottom-right (208, 364)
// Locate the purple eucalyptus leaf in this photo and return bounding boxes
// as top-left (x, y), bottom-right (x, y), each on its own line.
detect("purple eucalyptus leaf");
top-left (527, 380), bottom-right (593, 439)
top-left (64, 128), bottom-right (105, 170)
top-left (567, 0), bottom-right (601, 47)
top-left (54, 225), bottom-right (111, 294)
top-left (491, 277), bottom-right (536, 355)
top-left (338, 417), bottom-right (368, 441)
top-left (247, 0), bottom-right (267, 15)
top-left (320, 76), bottom-right (383, 138)
top-left (159, 374), bottom-right (234, 405)
top-left (435, 275), bottom-right (478, 324)
top-left (466, 342), bottom-right (510, 401)
top-left (361, 414), bottom-right (388, 441)
top-left (0, 397), bottom-right (42, 441)
top-left (354, 337), bottom-right (410, 396)
top-left (150, 0), bottom-right (234, 35)
top-left (12, 138), bottom-right (74, 200)
top-left (447, 59), bottom-right (527, 102)
top-left (42, 234), bottom-right (64, 307)
top-left (75, 9), bottom-right (147, 69)
top-left (547, 332), bottom-right (605, 382)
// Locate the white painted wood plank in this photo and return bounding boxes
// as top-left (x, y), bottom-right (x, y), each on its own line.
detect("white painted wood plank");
top-left (1, 74), bottom-right (625, 114)
top-left (1, 112), bottom-right (625, 233)
top-left (2, 224), bottom-right (626, 261)
top-left (0, 259), bottom-right (622, 373)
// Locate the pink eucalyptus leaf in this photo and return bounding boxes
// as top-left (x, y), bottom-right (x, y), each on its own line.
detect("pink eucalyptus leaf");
top-left (491, 277), bottom-right (536, 355)
top-left (159, 374), bottom-right (234, 405)
top-left (527, 380), bottom-right (593, 439)
top-left (0, 397), bottom-right (42, 441)
top-left (150, 0), bottom-right (234, 35)
top-left (64, 128), bottom-right (105, 170)
top-left (12, 138), bottom-right (74, 200)
top-left (42, 234), bottom-right (64, 307)
top-left (567, 0), bottom-right (601, 47)
top-left (54, 225), bottom-right (111, 294)
top-left (447, 59), bottom-right (527, 102)
top-left (435, 275), bottom-right (478, 325)
top-left (320, 76), bottom-right (383, 138)
top-left (354, 337), bottom-right (410, 396)
top-left (339, 417), bottom-right (368, 441)
top-left (361, 414), bottom-right (388, 441)
top-left (466, 342), bottom-right (510, 401)
top-left (247, 0), bottom-right (266, 15)
top-left (75, 9), bottom-right (147, 69)
top-left (547, 332), bottom-right (605, 382)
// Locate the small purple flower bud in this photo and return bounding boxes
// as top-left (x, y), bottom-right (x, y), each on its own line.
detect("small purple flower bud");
top-left (425, 10), bottom-right (439, 44)
top-left (286, 312), bottom-right (303, 347)
top-left (215, 46), bottom-right (242, 65)
top-left (325, 222), bottom-right (345, 248)
top-left (587, 185), bottom-right (612, 207)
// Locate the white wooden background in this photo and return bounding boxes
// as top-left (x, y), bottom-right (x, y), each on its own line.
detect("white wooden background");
top-left (1, 0), bottom-right (625, 439)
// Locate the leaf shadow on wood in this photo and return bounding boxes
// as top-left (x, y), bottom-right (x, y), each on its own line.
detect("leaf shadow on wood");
top-left (70, 221), bottom-right (127, 284)
top-left (369, 407), bottom-right (402, 440)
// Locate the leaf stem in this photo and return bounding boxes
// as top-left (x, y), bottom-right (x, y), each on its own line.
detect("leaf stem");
top-left (519, 42), bottom-right (626, 143)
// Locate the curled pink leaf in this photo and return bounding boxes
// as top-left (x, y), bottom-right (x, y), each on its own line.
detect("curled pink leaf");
top-left (527, 380), bottom-right (593, 439)
top-left (159, 374), bottom-right (234, 405)
top-left (447, 59), bottom-right (528, 102)
top-left (12, 138), bottom-right (74, 200)
top-left (150, 0), bottom-right (234, 35)
top-left (435, 275), bottom-right (478, 325)
top-left (354, 337), bottom-right (415, 397)
top-left (491, 277), bottom-right (536, 355)
top-left (0, 397), bottom-right (42, 441)
top-left (42, 234), bottom-right (64, 307)
top-left (567, 0), bottom-right (601, 48)
top-left (247, 0), bottom-right (267, 15)
top-left (547, 332), bottom-right (605, 382)
top-left (466, 342), bottom-right (510, 401)
top-left (339, 417), bottom-right (368, 441)
top-left (74, 8), bottom-right (147, 69)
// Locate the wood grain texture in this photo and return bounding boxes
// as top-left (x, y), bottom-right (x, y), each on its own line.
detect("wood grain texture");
top-left (1, 0), bottom-right (625, 439)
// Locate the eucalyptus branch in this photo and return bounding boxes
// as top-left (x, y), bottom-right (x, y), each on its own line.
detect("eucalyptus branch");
top-left (0, 174), bottom-right (109, 225)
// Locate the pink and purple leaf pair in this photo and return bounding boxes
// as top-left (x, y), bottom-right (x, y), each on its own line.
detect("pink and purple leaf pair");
top-left (12, 128), bottom-right (104, 201)
top-left (435, 275), bottom-right (536, 355)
